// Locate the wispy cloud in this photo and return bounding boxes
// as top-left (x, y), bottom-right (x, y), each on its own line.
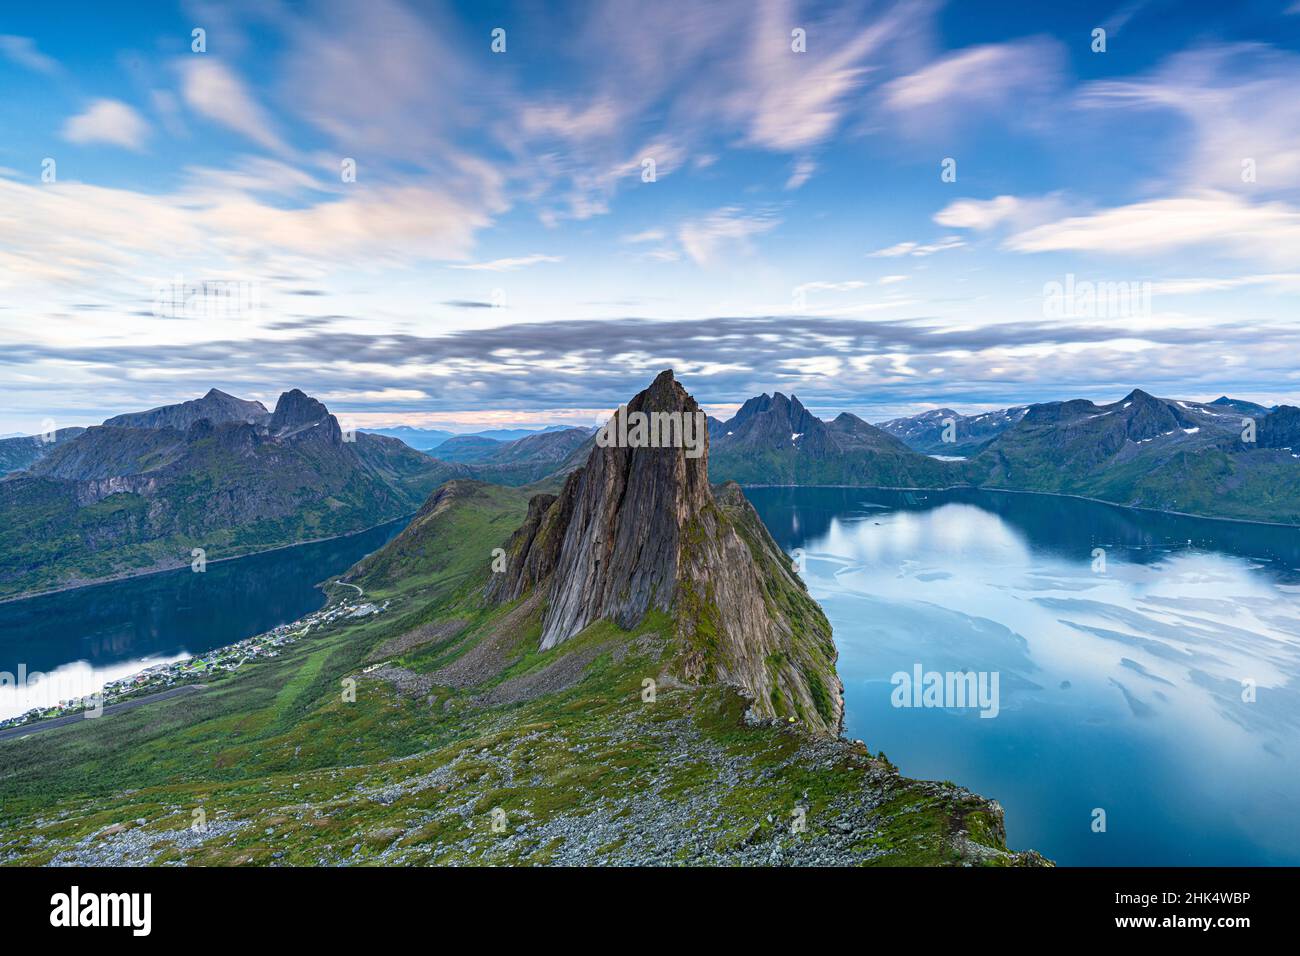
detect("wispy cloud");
top-left (1079, 44), bottom-right (1300, 192)
top-left (0, 34), bottom-right (60, 75)
top-left (884, 38), bottom-right (1064, 118)
top-left (868, 236), bottom-right (965, 257)
top-left (450, 254), bottom-right (562, 272)
top-left (62, 100), bottom-right (151, 151)
top-left (785, 157), bottom-right (816, 190)
top-left (1005, 192), bottom-right (1300, 264)
top-left (179, 59), bottom-right (290, 155)
top-left (678, 207), bottom-right (780, 266)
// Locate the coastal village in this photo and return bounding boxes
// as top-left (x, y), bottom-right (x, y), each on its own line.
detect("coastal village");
top-left (0, 588), bottom-right (388, 734)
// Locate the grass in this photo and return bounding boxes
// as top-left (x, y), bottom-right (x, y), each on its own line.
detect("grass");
top-left (0, 480), bottom-right (1041, 868)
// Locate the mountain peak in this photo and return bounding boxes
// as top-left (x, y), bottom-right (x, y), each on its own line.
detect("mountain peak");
top-left (486, 369), bottom-right (842, 732)
top-left (102, 389), bottom-right (270, 432)
top-left (271, 389), bottom-right (328, 425)
top-left (269, 389), bottom-right (338, 441)
top-left (1120, 388), bottom-right (1158, 405)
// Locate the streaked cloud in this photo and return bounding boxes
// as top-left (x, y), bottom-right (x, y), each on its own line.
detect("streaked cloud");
top-left (1005, 192), bottom-right (1300, 264)
top-left (9, 313), bottom-right (1299, 430)
top-left (678, 207), bottom-right (780, 265)
top-left (179, 59), bottom-right (290, 155)
top-left (62, 99), bottom-right (150, 150)
top-left (868, 236), bottom-right (965, 257)
top-left (0, 34), bottom-right (60, 75)
top-left (450, 254), bottom-right (562, 272)
top-left (884, 38), bottom-right (1064, 115)
top-left (1080, 44), bottom-right (1300, 191)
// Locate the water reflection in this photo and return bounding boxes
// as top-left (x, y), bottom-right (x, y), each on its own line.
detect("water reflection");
top-left (747, 486), bottom-right (1300, 865)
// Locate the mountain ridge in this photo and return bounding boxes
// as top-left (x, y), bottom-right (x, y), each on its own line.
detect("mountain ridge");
top-left (0, 388), bottom-right (462, 599)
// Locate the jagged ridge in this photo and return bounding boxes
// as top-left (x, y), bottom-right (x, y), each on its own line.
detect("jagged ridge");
top-left (486, 370), bottom-right (843, 733)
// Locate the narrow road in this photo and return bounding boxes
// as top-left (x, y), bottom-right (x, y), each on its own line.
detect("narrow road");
top-left (337, 581), bottom-right (364, 598)
top-left (0, 684), bottom-right (207, 743)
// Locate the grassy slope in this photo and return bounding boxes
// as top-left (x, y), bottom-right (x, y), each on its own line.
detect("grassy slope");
top-left (971, 436), bottom-right (1300, 524)
top-left (0, 481), bottom-right (1042, 867)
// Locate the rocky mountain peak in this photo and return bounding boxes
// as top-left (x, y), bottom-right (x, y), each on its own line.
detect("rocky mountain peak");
top-left (269, 389), bottom-right (336, 438)
top-left (486, 368), bottom-right (843, 733)
top-left (538, 368), bottom-right (710, 649)
top-left (1120, 388), bottom-right (1158, 406)
top-left (102, 389), bottom-right (270, 432)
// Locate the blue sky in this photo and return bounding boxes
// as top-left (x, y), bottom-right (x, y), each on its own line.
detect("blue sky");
top-left (2, 0), bottom-right (1299, 433)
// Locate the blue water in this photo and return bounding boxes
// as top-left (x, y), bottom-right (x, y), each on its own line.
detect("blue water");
top-left (746, 486), bottom-right (1300, 866)
top-left (0, 518), bottom-right (407, 720)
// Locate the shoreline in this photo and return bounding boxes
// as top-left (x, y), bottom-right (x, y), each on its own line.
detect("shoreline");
top-left (734, 482), bottom-right (1300, 530)
top-left (0, 512), bottom-right (415, 607)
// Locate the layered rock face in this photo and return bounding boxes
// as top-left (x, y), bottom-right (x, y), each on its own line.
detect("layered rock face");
top-left (488, 369), bottom-right (843, 733)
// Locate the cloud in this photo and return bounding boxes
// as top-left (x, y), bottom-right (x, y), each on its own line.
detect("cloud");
top-left (11, 313), bottom-right (1300, 429)
top-left (276, 0), bottom-right (479, 164)
top-left (620, 229), bottom-right (666, 244)
top-left (1079, 44), bottom-right (1300, 191)
top-left (868, 236), bottom-right (964, 257)
top-left (934, 195), bottom-right (1024, 230)
top-left (883, 38), bottom-right (1065, 126)
top-left (179, 59), bottom-right (290, 154)
top-left (518, 98), bottom-right (623, 141)
top-left (450, 254), bottom-right (562, 272)
top-left (794, 281), bottom-right (867, 295)
top-left (785, 158), bottom-right (816, 190)
top-left (678, 207), bottom-right (780, 265)
top-left (0, 35), bottom-right (60, 75)
top-left (1148, 274), bottom-right (1300, 295)
top-left (61, 100), bottom-right (151, 151)
top-left (0, 168), bottom-right (503, 294)
top-left (443, 299), bottom-right (496, 309)
top-left (731, 1), bottom-right (921, 151)
top-left (1005, 191), bottom-right (1300, 265)
top-left (933, 194), bottom-right (1071, 234)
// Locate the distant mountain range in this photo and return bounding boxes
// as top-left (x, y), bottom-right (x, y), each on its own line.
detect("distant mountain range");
top-left (694, 387), bottom-right (1297, 524)
top-left (876, 406), bottom-right (1029, 457)
top-left (365, 423), bottom-right (582, 450)
top-left (0, 389), bottom-right (462, 600)
top-left (0, 427), bottom-right (87, 475)
top-left (965, 389), bottom-right (1299, 522)
top-left (3, 379), bottom-right (1295, 601)
top-left (707, 392), bottom-right (951, 488)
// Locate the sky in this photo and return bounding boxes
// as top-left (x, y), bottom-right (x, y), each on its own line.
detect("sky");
top-left (1, 0), bottom-right (1299, 434)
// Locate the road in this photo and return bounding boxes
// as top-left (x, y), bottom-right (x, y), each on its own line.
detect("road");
top-left (0, 684), bottom-right (207, 743)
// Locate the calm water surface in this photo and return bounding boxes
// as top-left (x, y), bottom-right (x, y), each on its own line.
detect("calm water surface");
top-left (0, 518), bottom-right (407, 721)
top-left (747, 487), bottom-right (1300, 866)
